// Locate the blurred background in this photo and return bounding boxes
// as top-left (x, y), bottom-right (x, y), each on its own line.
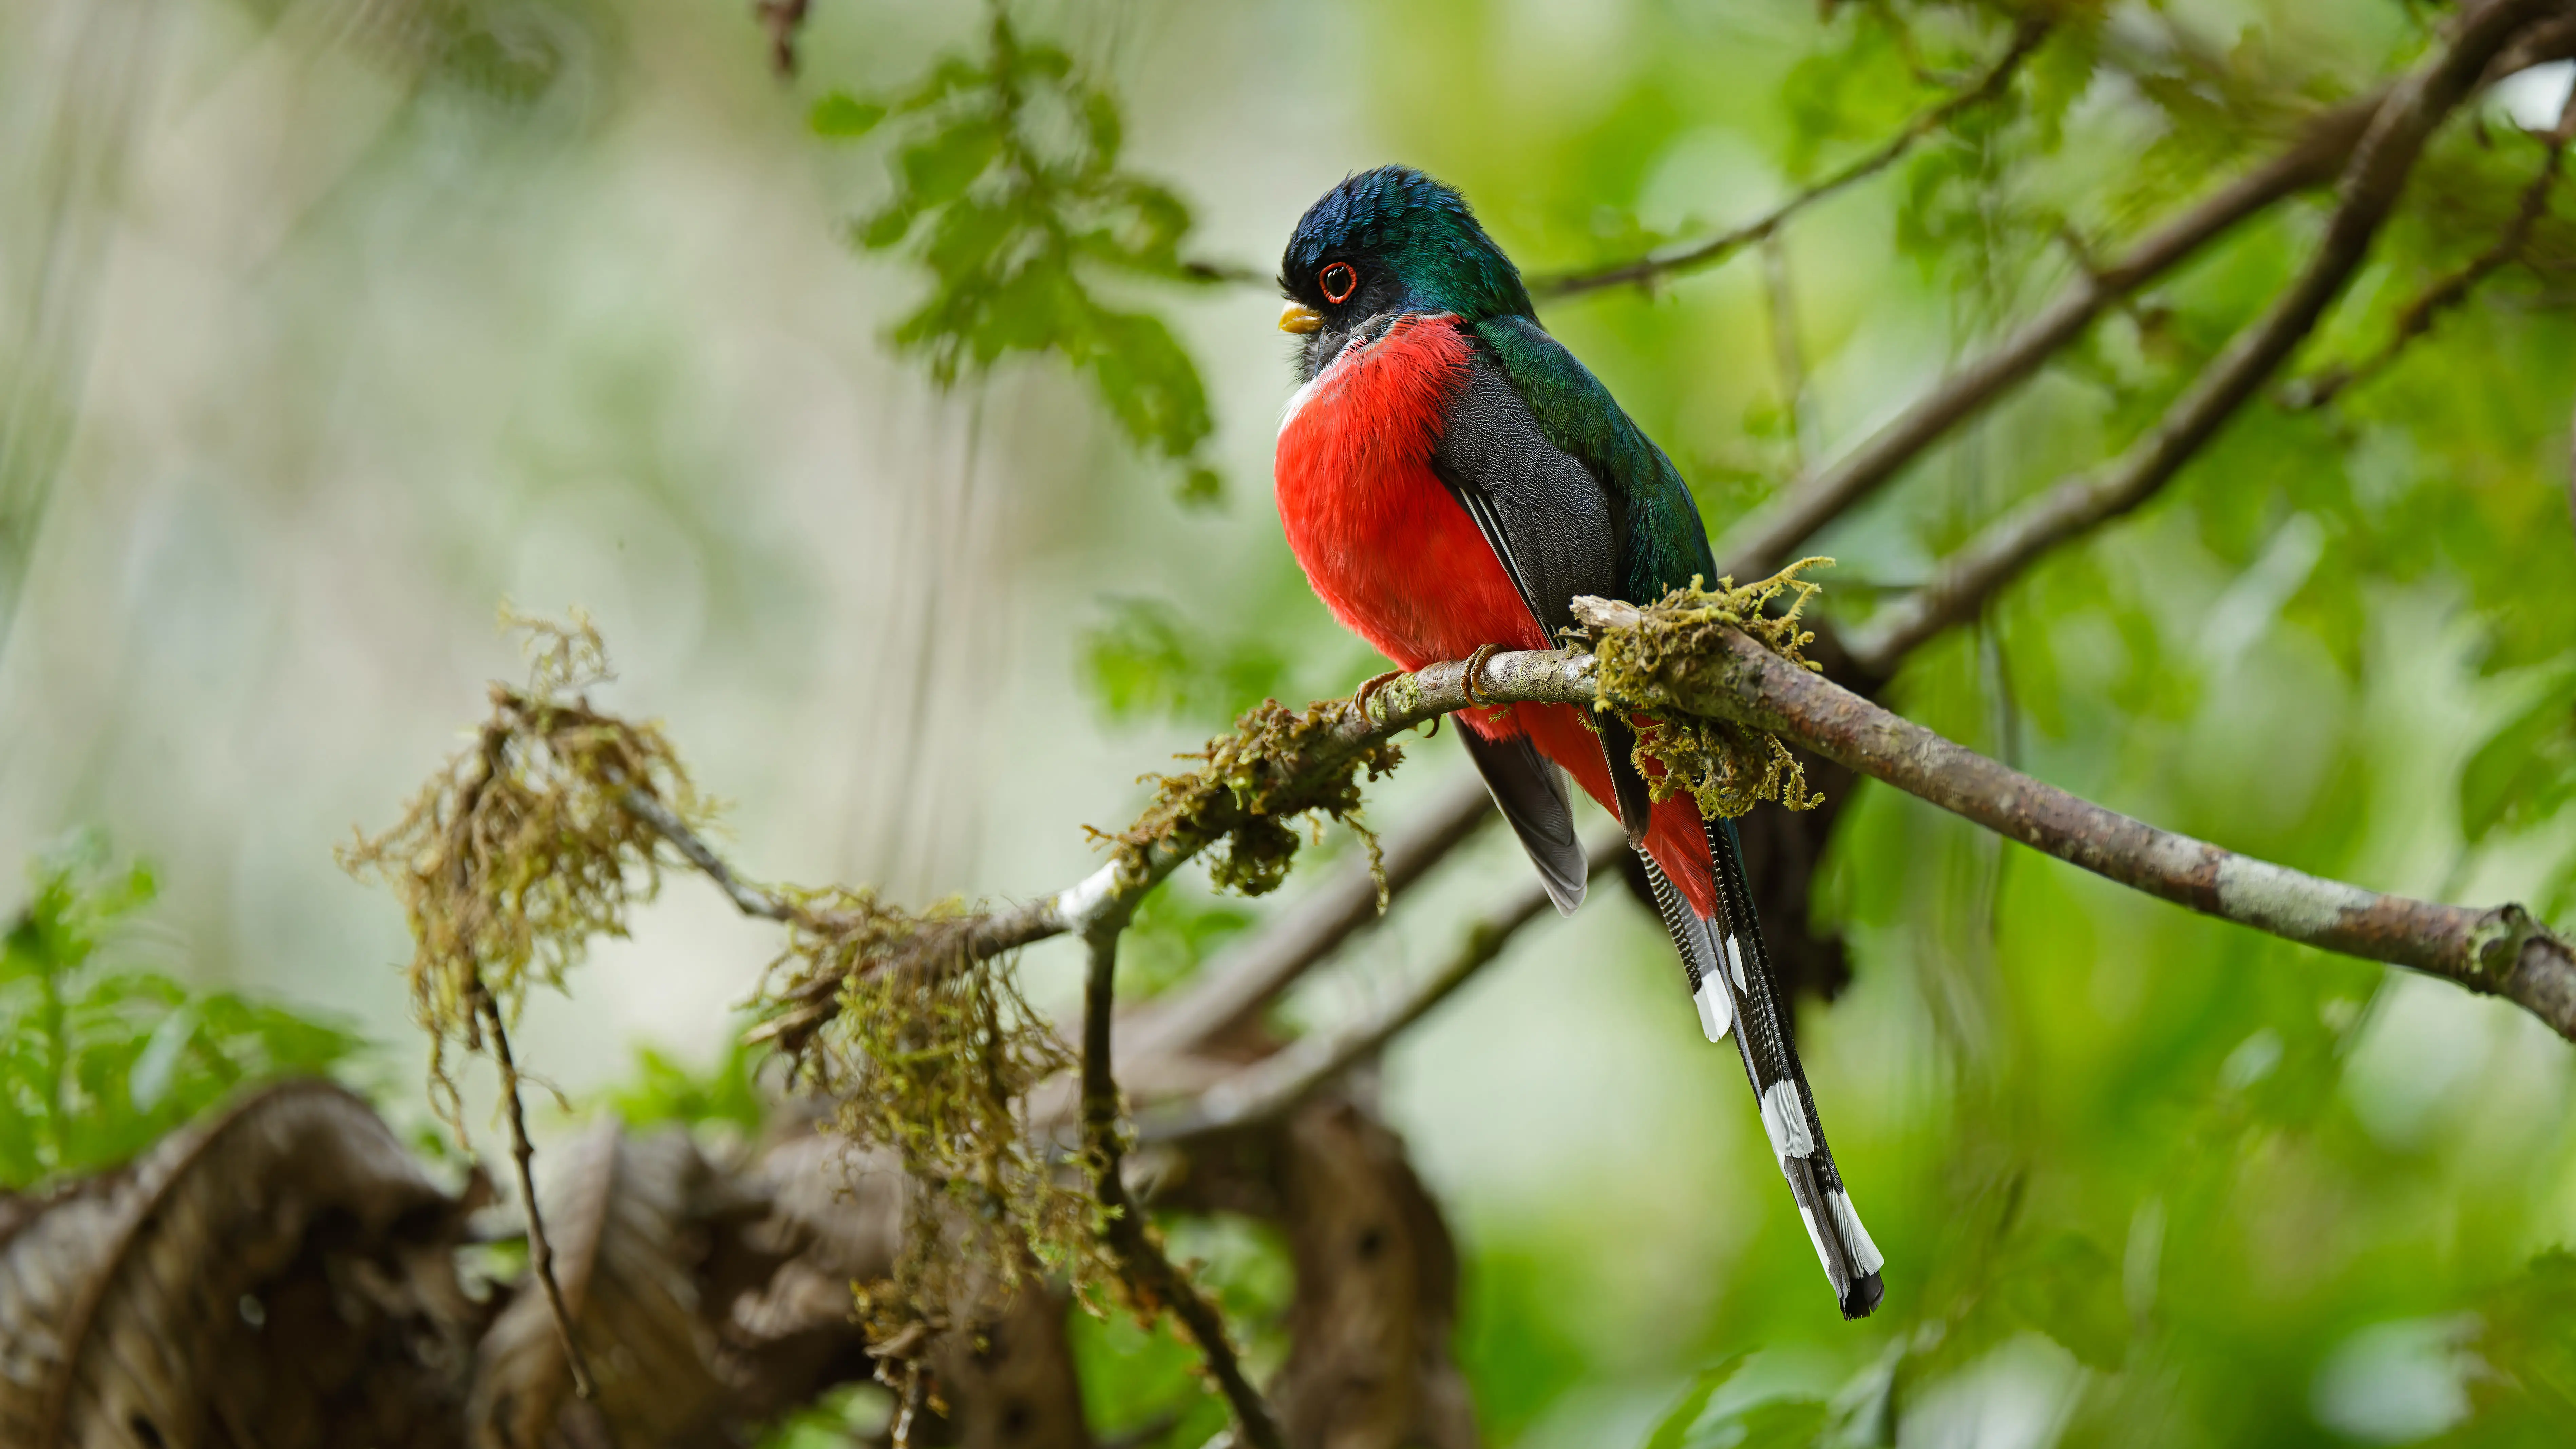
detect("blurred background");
top-left (6, 1), bottom-right (2576, 1445)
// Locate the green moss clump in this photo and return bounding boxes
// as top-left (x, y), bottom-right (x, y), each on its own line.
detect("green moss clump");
top-left (1591, 559), bottom-right (1833, 821)
top-left (341, 611), bottom-right (713, 1141)
top-left (772, 888), bottom-right (1116, 1358)
top-left (1092, 698), bottom-right (1404, 903)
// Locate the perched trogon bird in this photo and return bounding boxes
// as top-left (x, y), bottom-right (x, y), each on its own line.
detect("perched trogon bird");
top-left (1270, 166), bottom-right (1884, 1320)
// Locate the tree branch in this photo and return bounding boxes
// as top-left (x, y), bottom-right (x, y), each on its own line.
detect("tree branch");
top-left (1839, 0), bottom-right (2561, 676)
top-left (1714, 89), bottom-right (2387, 579)
top-left (691, 652), bottom-right (1605, 1054)
top-left (1138, 829), bottom-right (1629, 1145)
top-left (1566, 601), bottom-right (2576, 1041)
top-left (2288, 93), bottom-right (2576, 410)
top-left (1532, 19), bottom-right (2049, 300)
top-left (640, 588), bottom-right (2576, 1043)
top-left (1077, 923), bottom-right (1286, 1449)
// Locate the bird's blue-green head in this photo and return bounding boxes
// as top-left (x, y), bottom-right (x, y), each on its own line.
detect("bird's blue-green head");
top-left (1277, 167), bottom-right (1532, 363)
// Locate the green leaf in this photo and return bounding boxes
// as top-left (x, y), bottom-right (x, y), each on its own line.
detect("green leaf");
top-left (1, 835), bottom-right (361, 1189)
top-left (605, 1035), bottom-right (766, 1134)
top-left (813, 14), bottom-right (1221, 498)
top-left (1997, 1231), bottom-right (2129, 1371)
top-left (127, 999), bottom-right (197, 1113)
top-left (1081, 597), bottom-right (1287, 729)
top-left (2460, 667), bottom-right (2576, 843)
top-left (808, 91), bottom-right (887, 139)
top-left (1730, 1397), bottom-right (1830, 1449)
top-left (896, 118), bottom-right (1002, 208)
top-left (1641, 1352), bottom-right (1752, 1449)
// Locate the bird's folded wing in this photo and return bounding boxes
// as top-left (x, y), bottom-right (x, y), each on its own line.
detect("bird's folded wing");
top-left (1429, 345), bottom-right (1655, 844)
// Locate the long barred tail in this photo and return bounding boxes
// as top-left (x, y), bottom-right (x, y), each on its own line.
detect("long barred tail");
top-left (1637, 817), bottom-right (1885, 1320)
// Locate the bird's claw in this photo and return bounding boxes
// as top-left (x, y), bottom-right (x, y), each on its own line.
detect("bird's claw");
top-left (1349, 669), bottom-right (1406, 723)
top-left (1462, 643), bottom-right (1503, 705)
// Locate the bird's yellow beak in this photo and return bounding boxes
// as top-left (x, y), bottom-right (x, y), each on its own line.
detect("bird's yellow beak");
top-left (1279, 302), bottom-right (1323, 335)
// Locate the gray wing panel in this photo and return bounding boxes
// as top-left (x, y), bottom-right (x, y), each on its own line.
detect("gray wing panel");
top-left (1429, 350), bottom-right (1620, 644)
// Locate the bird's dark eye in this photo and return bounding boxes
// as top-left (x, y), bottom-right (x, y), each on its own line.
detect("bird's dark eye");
top-left (1319, 262), bottom-right (1357, 304)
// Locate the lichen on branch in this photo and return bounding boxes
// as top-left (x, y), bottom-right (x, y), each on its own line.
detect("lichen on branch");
top-left (773, 887), bottom-right (1117, 1372)
top-left (1585, 558), bottom-right (1834, 820)
top-left (340, 611), bottom-right (712, 1138)
top-left (1091, 697), bottom-right (1405, 903)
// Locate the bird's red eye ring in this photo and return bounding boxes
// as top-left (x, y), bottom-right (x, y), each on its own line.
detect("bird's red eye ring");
top-left (1319, 262), bottom-right (1357, 304)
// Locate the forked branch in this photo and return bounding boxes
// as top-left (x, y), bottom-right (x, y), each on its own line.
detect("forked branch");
top-left (2288, 89), bottom-right (2576, 411)
top-left (1841, 0), bottom-right (2565, 674)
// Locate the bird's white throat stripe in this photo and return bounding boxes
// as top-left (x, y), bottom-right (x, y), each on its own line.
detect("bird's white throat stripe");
top-left (1826, 1190), bottom-right (1884, 1274)
top-left (1759, 1080), bottom-right (1815, 1159)
top-left (1278, 333), bottom-right (1381, 436)
top-left (1726, 935), bottom-right (1748, 992)
top-left (1279, 370), bottom-right (1329, 435)
top-left (1692, 978), bottom-right (1733, 1043)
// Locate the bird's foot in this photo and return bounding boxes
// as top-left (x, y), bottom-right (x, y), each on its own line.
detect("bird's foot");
top-left (1349, 669), bottom-right (1407, 724)
top-left (1461, 643), bottom-right (1503, 705)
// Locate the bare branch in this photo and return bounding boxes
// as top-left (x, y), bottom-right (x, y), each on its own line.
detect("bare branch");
top-left (1077, 924), bottom-right (1286, 1449)
top-left (1841, 0), bottom-right (2561, 676)
top-left (1138, 829), bottom-right (1629, 1145)
top-left (1715, 90), bottom-right (2386, 579)
top-left (616, 787), bottom-right (794, 923)
top-left (475, 987), bottom-right (597, 1404)
top-left (1532, 19), bottom-right (2049, 300)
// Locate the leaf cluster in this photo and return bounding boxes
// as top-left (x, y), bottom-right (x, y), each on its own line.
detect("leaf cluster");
top-left (1082, 597), bottom-right (1292, 731)
top-left (812, 7), bottom-right (1224, 502)
top-left (0, 833), bottom-right (359, 1189)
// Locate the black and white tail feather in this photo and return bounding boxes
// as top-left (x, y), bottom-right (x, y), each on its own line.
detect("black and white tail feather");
top-left (1639, 818), bottom-right (1884, 1320)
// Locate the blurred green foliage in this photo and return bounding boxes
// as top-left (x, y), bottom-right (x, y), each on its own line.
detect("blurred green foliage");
top-left (809, 4), bottom-right (1227, 503)
top-left (1116, 874), bottom-right (1256, 1001)
top-left (604, 1031), bottom-right (768, 1137)
top-left (1083, 595), bottom-right (1292, 729)
top-left (1279, 1), bottom-right (2576, 1444)
top-left (0, 834), bottom-right (361, 1189)
top-left (16, 0), bottom-right (2576, 1442)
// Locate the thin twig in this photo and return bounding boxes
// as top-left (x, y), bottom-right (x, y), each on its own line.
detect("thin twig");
top-left (1078, 923), bottom-right (1287, 1449)
top-left (1533, 18), bottom-right (2049, 299)
top-left (477, 987), bottom-right (598, 1403)
top-left (618, 786), bottom-right (793, 922)
top-left (1139, 829), bottom-right (1628, 1144)
top-left (1842, 0), bottom-right (2561, 676)
top-left (754, 0), bottom-right (811, 78)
